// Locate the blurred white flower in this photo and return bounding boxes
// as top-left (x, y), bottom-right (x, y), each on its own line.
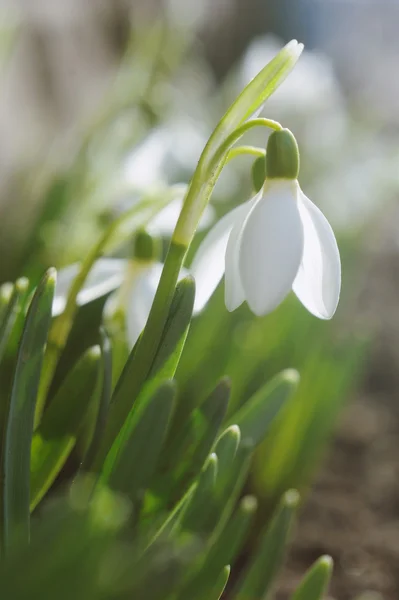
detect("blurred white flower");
top-left (53, 255), bottom-right (219, 348)
top-left (123, 117), bottom-right (209, 190)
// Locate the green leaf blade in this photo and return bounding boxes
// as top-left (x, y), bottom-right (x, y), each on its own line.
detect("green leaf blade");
top-left (30, 345), bottom-right (101, 511)
top-left (233, 489), bottom-right (299, 600)
top-left (290, 555), bottom-right (333, 600)
top-left (103, 380), bottom-right (176, 502)
top-left (227, 369), bottom-right (299, 447)
top-left (3, 268), bottom-right (56, 549)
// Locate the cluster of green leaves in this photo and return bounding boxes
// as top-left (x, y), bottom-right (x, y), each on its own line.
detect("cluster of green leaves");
top-left (0, 268), bottom-right (333, 600)
top-left (177, 251), bottom-right (365, 507)
top-left (0, 30), bottom-right (362, 600)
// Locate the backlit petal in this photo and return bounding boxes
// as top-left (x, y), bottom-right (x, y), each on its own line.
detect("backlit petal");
top-left (191, 202), bottom-right (251, 312)
top-left (125, 263), bottom-right (190, 347)
top-left (293, 189), bottom-right (341, 319)
top-left (224, 193), bottom-right (260, 311)
top-left (238, 180), bottom-right (304, 316)
top-left (53, 258), bottom-right (127, 317)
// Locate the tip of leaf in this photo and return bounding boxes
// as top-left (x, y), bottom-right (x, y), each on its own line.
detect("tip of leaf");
top-left (45, 267), bottom-right (57, 286)
top-left (217, 375), bottom-right (232, 391)
top-left (224, 424), bottom-right (241, 440)
top-left (283, 489), bottom-right (300, 508)
top-left (88, 345), bottom-right (102, 360)
top-left (0, 282), bottom-right (13, 301)
top-left (240, 495), bottom-right (258, 514)
top-left (15, 277), bottom-right (29, 293)
top-left (281, 368), bottom-right (300, 386)
top-left (318, 555), bottom-right (334, 571)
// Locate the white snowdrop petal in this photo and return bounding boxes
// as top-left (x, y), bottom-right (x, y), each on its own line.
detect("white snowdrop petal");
top-left (224, 193), bottom-right (260, 312)
top-left (292, 190), bottom-right (341, 319)
top-left (191, 202), bottom-right (251, 313)
top-left (126, 263), bottom-right (191, 347)
top-left (53, 258), bottom-right (127, 317)
top-left (126, 263), bottom-right (163, 348)
top-left (238, 181), bottom-right (304, 316)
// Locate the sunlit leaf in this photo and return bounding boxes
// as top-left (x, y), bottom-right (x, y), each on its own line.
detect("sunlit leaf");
top-left (290, 555), bottom-right (333, 600)
top-left (232, 489), bottom-right (299, 600)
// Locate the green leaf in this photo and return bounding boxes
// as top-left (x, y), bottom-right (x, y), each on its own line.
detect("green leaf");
top-left (3, 269), bottom-right (55, 550)
top-left (147, 379), bottom-right (229, 515)
top-left (179, 495), bottom-right (256, 600)
top-left (213, 425), bottom-right (241, 483)
top-left (149, 276), bottom-right (195, 380)
top-left (205, 40), bottom-right (303, 160)
top-left (80, 328), bottom-right (112, 472)
top-left (211, 438), bottom-right (254, 537)
top-left (93, 276), bottom-right (194, 472)
top-left (290, 555), bottom-right (333, 600)
top-left (233, 489), bottom-right (300, 600)
top-left (0, 277), bottom-right (29, 365)
top-left (227, 369), bottom-right (299, 446)
top-left (30, 345), bottom-right (101, 511)
top-left (178, 453), bottom-right (218, 534)
top-left (209, 565), bottom-right (230, 600)
top-left (102, 380), bottom-right (176, 501)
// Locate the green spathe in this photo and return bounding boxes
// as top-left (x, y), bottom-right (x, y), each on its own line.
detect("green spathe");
top-left (265, 128), bottom-right (300, 180)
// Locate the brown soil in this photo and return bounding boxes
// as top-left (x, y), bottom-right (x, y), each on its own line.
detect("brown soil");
top-left (278, 394), bottom-right (399, 600)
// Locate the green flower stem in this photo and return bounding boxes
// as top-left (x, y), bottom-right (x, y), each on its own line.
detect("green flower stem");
top-left (173, 118), bottom-right (281, 247)
top-left (94, 240), bottom-right (186, 467)
top-left (35, 195), bottom-right (174, 428)
top-left (226, 145), bottom-right (266, 164)
top-left (107, 119), bottom-right (281, 443)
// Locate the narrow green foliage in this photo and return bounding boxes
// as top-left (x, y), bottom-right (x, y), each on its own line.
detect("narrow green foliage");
top-left (178, 453), bottom-right (218, 534)
top-left (0, 278), bottom-right (29, 365)
top-left (146, 379), bottom-right (230, 517)
top-left (3, 269), bottom-right (55, 550)
top-left (204, 40), bottom-right (302, 161)
top-left (94, 274), bottom-right (194, 471)
top-left (30, 345), bottom-right (101, 511)
top-left (103, 380), bottom-right (176, 502)
top-left (211, 439), bottom-right (254, 537)
top-left (149, 275), bottom-right (195, 380)
top-left (214, 425), bottom-right (241, 480)
top-left (80, 328), bottom-right (112, 472)
top-left (290, 555), bottom-right (333, 600)
top-left (227, 369), bottom-right (299, 446)
top-left (179, 495), bottom-right (256, 600)
top-left (233, 489), bottom-right (300, 600)
top-left (209, 565), bottom-right (230, 600)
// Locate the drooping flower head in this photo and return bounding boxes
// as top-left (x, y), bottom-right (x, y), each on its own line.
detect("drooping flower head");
top-left (191, 128), bottom-right (341, 319)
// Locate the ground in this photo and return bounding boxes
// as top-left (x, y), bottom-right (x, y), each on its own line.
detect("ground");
top-left (278, 393), bottom-right (399, 600)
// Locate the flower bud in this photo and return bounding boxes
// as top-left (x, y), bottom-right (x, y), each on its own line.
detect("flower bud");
top-left (133, 230), bottom-right (160, 261)
top-left (265, 128), bottom-right (299, 180)
top-left (251, 155), bottom-right (266, 193)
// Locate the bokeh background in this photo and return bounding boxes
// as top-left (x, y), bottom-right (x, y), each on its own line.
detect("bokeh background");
top-left (1, 0), bottom-right (399, 598)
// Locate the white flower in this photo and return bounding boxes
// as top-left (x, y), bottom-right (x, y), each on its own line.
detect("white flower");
top-left (190, 132), bottom-right (341, 319)
top-left (191, 179), bottom-right (341, 319)
top-left (53, 257), bottom-right (218, 348)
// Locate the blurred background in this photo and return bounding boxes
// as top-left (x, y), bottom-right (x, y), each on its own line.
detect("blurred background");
top-left (0, 0), bottom-right (399, 598)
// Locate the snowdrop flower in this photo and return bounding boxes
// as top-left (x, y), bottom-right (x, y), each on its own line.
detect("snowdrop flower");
top-left (53, 232), bottom-right (219, 349)
top-left (191, 128), bottom-right (341, 319)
